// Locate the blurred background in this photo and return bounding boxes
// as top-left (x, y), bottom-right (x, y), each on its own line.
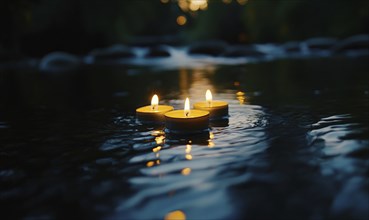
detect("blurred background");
top-left (1, 0), bottom-right (368, 58)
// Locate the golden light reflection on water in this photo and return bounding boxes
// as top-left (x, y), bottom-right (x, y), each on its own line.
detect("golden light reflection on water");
top-left (236, 91), bottom-right (248, 105)
top-left (208, 131), bottom-right (215, 148)
top-left (146, 161), bottom-right (155, 167)
top-left (181, 167), bottom-right (191, 176)
top-left (153, 146), bottom-right (162, 153)
top-left (185, 154), bottom-right (193, 160)
top-left (151, 130), bottom-right (165, 136)
top-left (164, 210), bottom-right (186, 220)
top-left (179, 68), bottom-right (217, 104)
top-left (147, 131), bottom-right (163, 168)
top-left (179, 69), bottom-right (189, 99)
top-left (185, 144), bottom-right (192, 160)
top-left (155, 136), bottom-right (165, 145)
top-left (189, 69), bottom-right (215, 101)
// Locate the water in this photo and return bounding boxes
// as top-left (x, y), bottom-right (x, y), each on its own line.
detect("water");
top-left (0, 58), bottom-right (368, 220)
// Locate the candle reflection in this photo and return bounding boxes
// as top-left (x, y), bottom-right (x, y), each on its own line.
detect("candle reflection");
top-left (208, 131), bottom-right (215, 148)
top-left (181, 168), bottom-right (191, 176)
top-left (146, 130), bottom-right (164, 167)
top-left (155, 136), bottom-right (165, 145)
top-left (185, 144), bottom-right (192, 160)
top-left (146, 161), bottom-right (155, 167)
top-left (165, 210), bottom-right (186, 220)
top-left (236, 91), bottom-right (248, 105)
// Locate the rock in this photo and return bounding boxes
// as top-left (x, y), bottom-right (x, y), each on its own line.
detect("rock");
top-left (332, 35), bottom-right (369, 56)
top-left (145, 45), bottom-right (171, 58)
top-left (222, 45), bottom-right (266, 58)
top-left (89, 45), bottom-right (135, 62)
top-left (39, 52), bottom-right (81, 72)
top-left (128, 35), bottom-right (181, 47)
top-left (304, 37), bottom-right (337, 51)
top-left (188, 41), bottom-right (228, 56)
top-left (282, 41), bottom-right (304, 53)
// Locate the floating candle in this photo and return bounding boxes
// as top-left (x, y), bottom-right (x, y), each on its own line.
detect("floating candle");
top-left (165, 98), bottom-right (209, 133)
top-left (193, 90), bottom-right (229, 119)
top-left (136, 94), bottom-right (174, 123)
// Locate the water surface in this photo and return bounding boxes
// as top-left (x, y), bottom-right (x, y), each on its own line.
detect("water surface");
top-left (0, 58), bottom-right (368, 220)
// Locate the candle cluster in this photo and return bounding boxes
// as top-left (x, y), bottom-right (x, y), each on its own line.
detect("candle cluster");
top-left (136, 90), bottom-right (229, 134)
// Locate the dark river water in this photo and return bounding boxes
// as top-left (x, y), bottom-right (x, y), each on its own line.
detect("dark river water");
top-left (0, 58), bottom-right (368, 220)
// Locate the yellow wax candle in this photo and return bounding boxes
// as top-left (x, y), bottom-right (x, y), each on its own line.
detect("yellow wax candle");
top-left (165, 98), bottom-right (209, 133)
top-left (193, 90), bottom-right (229, 119)
top-left (136, 94), bottom-right (174, 123)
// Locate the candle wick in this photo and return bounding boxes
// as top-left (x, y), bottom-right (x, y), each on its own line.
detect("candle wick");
top-left (186, 112), bottom-right (189, 117)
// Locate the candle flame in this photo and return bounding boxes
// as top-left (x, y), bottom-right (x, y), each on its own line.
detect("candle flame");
top-left (184, 97), bottom-right (190, 117)
top-left (206, 89), bottom-right (212, 107)
top-left (151, 94), bottom-right (159, 110)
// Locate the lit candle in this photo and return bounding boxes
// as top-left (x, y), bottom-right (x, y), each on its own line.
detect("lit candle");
top-left (136, 94), bottom-right (174, 123)
top-left (164, 97), bottom-right (209, 133)
top-left (193, 89), bottom-right (229, 119)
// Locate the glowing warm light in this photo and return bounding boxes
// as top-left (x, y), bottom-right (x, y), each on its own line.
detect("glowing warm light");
top-left (181, 168), bottom-right (191, 176)
top-left (237, 0), bottom-right (248, 5)
top-left (160, 0), bottom-right (169, 3)
top-left (189, 2), bottom-right (200, 11)
top-left (184, 98), bottom-right (190, 117)
top-left (177, 0), bottom-right (209, 13)
top-left (200, 2), bottom-right (208, 10)
top-left (176, 15), bottom-right (187, 26)
top-left (151, 94), bottom-right (159, 110)
top-left (165, 210), bottom-right (186, 220)
top-left (206, 89), bottom-right (212, 107)
top-left (156, 160), bottom-right (160, 165)
top-left (178, 0), bottom-right (189, 12)
top-left (146, 161), bottom-right (155, 167)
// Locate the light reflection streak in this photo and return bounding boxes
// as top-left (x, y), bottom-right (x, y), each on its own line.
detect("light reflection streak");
top-left (187, 68), bottom-right (215, 102)
top-left (236, 91), bottom-right (248, 105)
top-left (185, 143), bottom-right (192, 160)
top-left (208, 131), bottom-right (215, 148)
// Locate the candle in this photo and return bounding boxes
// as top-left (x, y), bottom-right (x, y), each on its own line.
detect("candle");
top-left (193, 89), bottom-right (229, 119)
top-left (136, 94), bottom-right (174, 123)
top-left (165, 98), bottom-right (209, 133)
